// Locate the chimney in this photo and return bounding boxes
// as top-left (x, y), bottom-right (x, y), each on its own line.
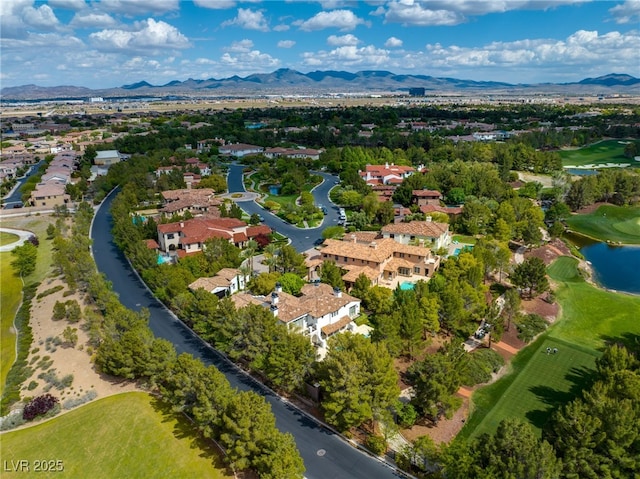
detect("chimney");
top-left (270, 303), bottom-right (279, 317)
top-left (426, 216), bottom-right (432, 222)
top-left (271, 292), bottom-right (279, 305)
top-left (385, 162), bottom-right (389, 169)
top-left (180, 222), bottom-right (184, 228)
top-left (351, 234), bottom-right (357, 243)
top-left (370, 241), bottom-right (377, 249)
top-left (275, 282), bottom-right (282, 293)
top-left (333, 287), bottom-right (342, 298)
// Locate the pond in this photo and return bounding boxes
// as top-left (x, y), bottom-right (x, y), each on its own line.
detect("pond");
top-left (564, 232), bottom-right (640, 295)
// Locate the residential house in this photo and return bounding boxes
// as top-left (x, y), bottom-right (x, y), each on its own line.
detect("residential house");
top-left (159, 188), bottom-right (222, 216)
top-left (218, 143), bottom-right (264, 158)
top-left (157, 217), bottom-right (271, 253)
top-left (381, 218), bottom-right (451, 250)
top-left (29, 181), bottom-right (70, 208)
top-left (319, 236), bottom-right (440, 290)
top-left (359, 163), bottom-right (416, 186)
top-left (189, 268), bottom-right (247, 297)
top-left (412, 189), bottom-right (443, 206)
top-left (94, 150), bottom-right (122, 166)
top-left (231, 282), bottom-right (361, 350)
top-left (419, 204), bottom-right (463, 218)
top-left (263, 147), bottom-right (322, 161)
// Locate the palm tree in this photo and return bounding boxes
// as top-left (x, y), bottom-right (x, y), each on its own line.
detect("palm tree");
top-left (242, 239), bottom-right (258, 275)
top-left (264, 243), bottom-right (279, 273)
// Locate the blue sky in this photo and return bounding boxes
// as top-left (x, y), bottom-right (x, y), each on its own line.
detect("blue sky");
top-left (1, 0), bottom-right (639, 89)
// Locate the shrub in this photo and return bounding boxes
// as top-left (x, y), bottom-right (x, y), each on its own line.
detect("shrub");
top-left (52, 300), bottom-right (66, 320)
top-left (62, 390), bottom-right (97, 410)
top-left (394, 401), bottom-right (418, 428)
top-left (0, 412), bottom-right (26, 431)
top-left (515, 313), bottom-right (548, 343)
top-left (462, 348), bottom-right (505, 386)
top-left (27, 381), bottom-right (38, 391)
top-left (23, 394), bottom-right (58, 421)
top-left (38, 285), bottom-right (65, 300)
top-left (365, 435), bottom-right (387, 456)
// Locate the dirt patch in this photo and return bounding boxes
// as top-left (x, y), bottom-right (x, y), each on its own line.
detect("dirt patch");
top-left (401, 395), bottom-right (470, 445)
top-left (525, 238), bottom-right (571, 266)
top-left (575, 201), bottom-right (609, 215)
top-left (521, 296), bottom-right (559, 322)
top-left (15, 277), bottom-right (140, 418)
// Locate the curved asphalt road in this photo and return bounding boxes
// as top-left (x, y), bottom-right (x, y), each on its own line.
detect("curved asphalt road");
top-left (91, 191), bottom-right (401, 479)
top-left (227, 163), bottom-right (341, 251)
top-left (3, 160), bottom-right (45, 209)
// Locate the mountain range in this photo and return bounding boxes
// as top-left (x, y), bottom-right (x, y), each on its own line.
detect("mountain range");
top-left (1, 70), bottom-right (639, 101)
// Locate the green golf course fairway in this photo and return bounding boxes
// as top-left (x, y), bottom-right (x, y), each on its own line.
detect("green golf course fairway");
top-left (460, 255), bottom-right (640, 440)
top-left (1, 392), bottom-right (232, 479)
top-left (565, 205), bottom-right (640, 244)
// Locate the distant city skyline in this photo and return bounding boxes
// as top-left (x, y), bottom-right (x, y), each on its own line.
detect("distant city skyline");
top-left (1, 0), bottom-right (639, 89)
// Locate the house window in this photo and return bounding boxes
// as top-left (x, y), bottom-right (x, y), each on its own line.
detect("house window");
top-left (331, 311), bottom-right (338, 317)
top-left (414, 267), bottom-right (421, 274)
top-left (167, 233), bottom-right (175, 239)
top-left (349, 305), bottom-right (357, 317)
top-left (399, 267), bottom-right (411, 276)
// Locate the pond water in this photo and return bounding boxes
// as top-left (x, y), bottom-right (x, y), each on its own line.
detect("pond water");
top-left (564, 168), bottom-right (599, 176)
top-left (564, 232), bottom-right (640, 295)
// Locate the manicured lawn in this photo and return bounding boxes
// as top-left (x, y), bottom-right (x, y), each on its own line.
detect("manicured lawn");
top-left (460, 255), bottom-right (640, 440)
top-left (2, 392), bottom-right (233, 479)
top-left (452, 235), bottom-right (477, 245)
top-left (0, 253), bottom-right (22, 395)
top-left (559, 139), bottom-right (640, 167)
top-left (0, 232), bottom-right (19, 246)
top-left (565, 205), bottom-right (640, 244)
top-left (547, 256), bottom-right (640, 350)
top-left (462, 336), bottom-right (599, 439)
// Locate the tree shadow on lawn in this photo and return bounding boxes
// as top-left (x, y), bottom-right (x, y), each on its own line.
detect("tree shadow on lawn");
top-left (526, 364), bottom-right (597, 430)
top-left (149, 395), bottom-right (232, 473)
top-left (601, 332), bottom-right (640, 355)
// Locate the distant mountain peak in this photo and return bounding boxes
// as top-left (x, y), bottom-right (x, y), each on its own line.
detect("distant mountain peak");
top-left (2, 71), bottom-right (638, 101)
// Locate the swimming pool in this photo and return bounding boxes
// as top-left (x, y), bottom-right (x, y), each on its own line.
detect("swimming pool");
top-left (399, 281), bottom-right (415, 291)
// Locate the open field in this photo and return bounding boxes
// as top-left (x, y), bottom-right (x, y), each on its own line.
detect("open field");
top-left (0, 232), bottom-right (19, 246)
top-left (460, 255), bottom-right (639, 440)
top-left (565, 205), bottom-right (640, 244)
top-left (0, 253), bottom-right (21, 395)
top-left (1, 392), bottom-right (232, 479)
top-left (462, 336), bottom-right (599, 439)
top-left (559, 139), bottom-right (640, 168)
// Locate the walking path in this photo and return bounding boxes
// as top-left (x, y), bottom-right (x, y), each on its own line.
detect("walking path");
top-left (0, 227), bottom-right (34, 252)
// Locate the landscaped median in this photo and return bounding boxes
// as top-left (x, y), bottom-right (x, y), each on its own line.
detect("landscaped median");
top-left (458, 254), bottom-right (640, 440)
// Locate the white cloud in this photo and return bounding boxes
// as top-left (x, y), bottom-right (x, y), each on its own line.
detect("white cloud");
top-left (89, 18), bottom-right (190, 52)
top-left (23, 4), bottom-right (61, 30)
top-left (327, 33), bottom-right (360, 46)
top-left (277, 39), bottom-right (296, 48)
top-left (193, 0), bottom-right (236, 9)
top-left (273, 24), bottom-right (290, 31)
top-left (384, 36), bottom-right (402, 47)
top-left (421, 29), bottom-right (640, 79)
top-left (302, 44), bottom-right (390, 69)
top-left (297, 9), bottom-right (367, 31)
top-left (219, 49), bottom-right (280, 71)
top-left (609, 0), bottom-right (640, 24)
top-left (98, 0), bottom-right (179, 15)
top-left (378, 0), bottom-right (592, 26)
top-left (48, 0), bottom-right (87, 10)
top-left (227, 39), bottom-right (254, 52)
top-left (70, 12), bottom-right (117, 28)
top-left (222, 8), bottom-right (269, 31)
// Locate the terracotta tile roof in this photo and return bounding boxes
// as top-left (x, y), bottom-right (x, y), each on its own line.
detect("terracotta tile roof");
top-left (216, 268), bottom-right (241, 280)
top-left (412, 189), bottom-right (442, 197)
top-left (145, 239), bottom-right (159, 249)
top-left (344, 231), bottom-right (381, 244)
top-left (233, 232), bottom-right (248, 243)
top-left (381, 220), bottom-right (449, 238)
top-left (247, 225), bottom-right (272, 237)
top-left (230, 293), bottom-right (265, 309)
top-left (419, 204), bottom-right (463, 215)
top-left (321, 238), bottom-right (399, 263)
top-left (189, 276), bottom-right (231, 291)
top-left (341, 265), bottom-right (380, 282)
top-left (321, 316), bottom-right (353, 336)
top-left (384, 257), bottom-right (414, 271)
